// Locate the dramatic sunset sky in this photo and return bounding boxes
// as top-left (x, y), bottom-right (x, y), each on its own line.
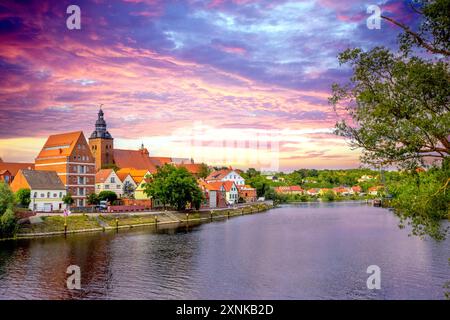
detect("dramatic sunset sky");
top-left (0, 0), bottom-right (416, 171)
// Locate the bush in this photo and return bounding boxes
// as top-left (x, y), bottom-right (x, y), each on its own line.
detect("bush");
top-left (15, 188), bottom-right (31, 207)
top-left (98, 190), bottom-right (118, 203)
top-left (0, 183), bottom-right (17, 238)
top-left (0, 207), bottom-right (18, 238)
top-left (87, 193), bottom-right (100, 205)
top-left (62, 193), bottom-right (74, 205)
top-left (321, 190), bottom-right (336, 202)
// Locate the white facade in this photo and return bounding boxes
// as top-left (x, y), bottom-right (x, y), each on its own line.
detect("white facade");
top-left (222, 170), bottom-right (245, 186)
top-left (30, 189), bottom-right (67, 212)
top-left (96, 171), bottom-right (124, 197)
top-left (225, 182), bottom-right (239, 204)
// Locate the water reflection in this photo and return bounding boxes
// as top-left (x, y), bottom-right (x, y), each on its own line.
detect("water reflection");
top-left (0, 203), bottom-right (448, 300)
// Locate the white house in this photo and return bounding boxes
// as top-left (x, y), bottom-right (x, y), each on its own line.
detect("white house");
top-left (206, 168), bottom-right (245, 186)
top-left (95, 169), bottom-right (123, 197)
top-left (10, 169), bottom-right (67, 212)
top-left (222, 181), bottom-right (239, 204)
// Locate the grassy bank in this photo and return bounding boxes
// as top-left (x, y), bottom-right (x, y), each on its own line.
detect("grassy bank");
top-left (12, 202), bottom-right (273, 239)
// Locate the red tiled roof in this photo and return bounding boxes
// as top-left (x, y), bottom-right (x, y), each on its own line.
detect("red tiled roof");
top-left (116, 168), bottom-right (150, 184)
top-left (116, 171), bottom-right (131, 182)
top-left (95, 169), bottom-right (114, 183)
top-left (113, 149), bottom-right (158, 173)
top-left (275, 185), bottom-right (303, 193)
top-left (0, 162), bottom-right (34, 176)
top-left (206, 169), bottom-right (232, 181)
top-left (149, 157), bottom-right (172, 167)
top-left (36, 131), bottom-right (84, 159)
top-left (222, 181), bottom-right (236, 192)
top-left (177, 163), bottom-right (203, 174)
top-left (203, 181), bottom-right (224, 191)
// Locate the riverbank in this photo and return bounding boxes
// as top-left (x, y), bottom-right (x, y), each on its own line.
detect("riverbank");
top-left (6, 202), bottom-right (274, 240)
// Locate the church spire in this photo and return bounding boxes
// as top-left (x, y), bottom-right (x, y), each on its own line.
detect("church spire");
top-left (90, 105), bottom-right (113, 139)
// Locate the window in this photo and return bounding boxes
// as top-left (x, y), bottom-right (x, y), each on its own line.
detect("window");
top-left (111, 177), bottom-right (115, 183)
top-left (40, 193), bottom-right (44, 198)
top-left (34, 192), bottom-right (37, 198)
top-left (47, 192), bottom-right (50, 198)
top-left (78, 177), bottom-right (85, 184)
top-left (78, 188), bottom-right (84, 196)
top-left (53, 193), bottom-right (57, 197)
top-left (105, 184), bottom-right (110, 189)
top-left (117, 185), bottom-right (121, 189)
top-left (59, 192), bottom-right (62, 198)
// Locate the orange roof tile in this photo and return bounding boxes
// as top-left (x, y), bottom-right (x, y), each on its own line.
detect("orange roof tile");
top-left (149, 157), bottom-right (172, 167)
top-left (36, 131), bottom-right (84, 159)
top-left (205, 181), bottom-right (225, 191)
top-left (222, 181), bottom-right (236, 192)
top-left (177, 163), bottom-right (203, 174)
top-left (206, 169), bottom-right (232, 181)
top-left (116, 171), bottom-right (131, 182)
top-left (95, 169), bottom-right (114, 183)
top-left (0, 162), bottom-right (34, 176)
top-left (117, 168), bottom-right (150, 184)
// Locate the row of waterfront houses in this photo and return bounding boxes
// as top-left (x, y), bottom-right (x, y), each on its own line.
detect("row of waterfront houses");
top-left (0, 108), bottom-right (256, 212)
top-left (274, 185), bottom-right (384, 196)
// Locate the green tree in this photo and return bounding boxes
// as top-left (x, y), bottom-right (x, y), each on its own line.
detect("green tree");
top-left (0, 182), bottom-right (17, 238)
top-left (62, 193), bottom-right (74, 206)
top-left (246, 175), bottom-right (271, 197)
top-left (144, 164), bottom-right (204, 211)
top-left (198, 163), bottom-right (211, 179)
top-left (15, 188), bottom-right (31, 207)
top-left (98, 191), bottom-right (118, 203)
top-left (321, 190), bottom-right (336, 202)
top-left (263, 187), bottom-right (276, 201)
top-left (87, 193), bottom-right (100, 205)
top-left (330, 0), bottom-right (449, 240)
top-left (244, 168), bottom-right (260, 179)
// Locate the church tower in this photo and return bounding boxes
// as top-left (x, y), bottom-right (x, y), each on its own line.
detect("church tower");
top-left (89, 107), bottom-right (114, 171)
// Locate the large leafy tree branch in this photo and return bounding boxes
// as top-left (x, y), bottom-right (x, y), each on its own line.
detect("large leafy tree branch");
top-left (330, 0), bottom-right (450, 169)
top-left (382, 0), bottom-right (450, 56)
top-left (330, 0), bottom-right (450, 241)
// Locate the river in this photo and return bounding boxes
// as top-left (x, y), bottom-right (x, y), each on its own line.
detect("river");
top-left (0, 202), bottom-right (448, 299)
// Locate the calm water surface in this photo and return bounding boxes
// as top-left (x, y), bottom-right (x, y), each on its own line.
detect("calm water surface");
top-left (0, 202), bottom-right (448, 300)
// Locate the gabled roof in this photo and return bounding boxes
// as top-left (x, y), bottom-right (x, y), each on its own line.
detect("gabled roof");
top-left (113, 149), bottom-right (158, 173)
top-left (116, 168), bottom-right (150, 184)
top-left (222, 181), bottom-right (236, 192)
top-left (204, 181), bottom-right (225, 191)
top-left (18, 169), bottom-right (65, 190)
top-left (0, 169), bottom-right (11, 175)
top-left (36, 131), bottom-right (85, 160)
top-left (0, 162), bottom-right (34, 176)
top-left (206, 169), bottom-right (239, 181)
top-left (116, 171), bottom-right (133, 183)
top-left (95, 169), bottom-right (115, 184)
